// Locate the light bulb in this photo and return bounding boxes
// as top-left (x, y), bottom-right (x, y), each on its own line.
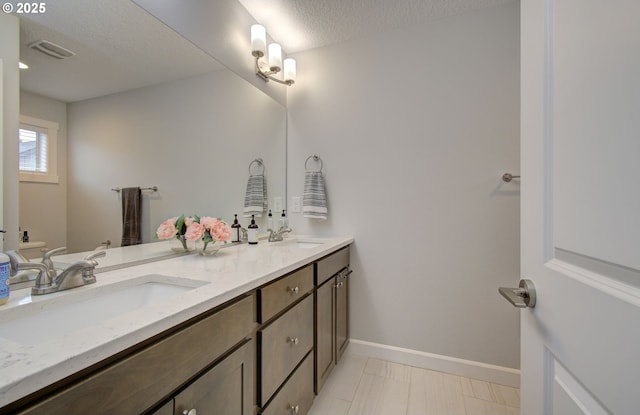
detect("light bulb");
top-left (268, 43), bottom-right (282, 72)
top-left (251, 24), bottom-right (266, 57)
top-left (283, 58), bottom-right (296, 84)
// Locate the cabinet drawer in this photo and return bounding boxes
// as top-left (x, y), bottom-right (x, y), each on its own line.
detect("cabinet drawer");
top-left (17, 294), bottom-right (256, 415)
top-left (260, 264), bottom-right (313, 323)
top-left (259, 294), bottom-right (313, 405)
top-left (262, 352), bottom-right (314, 415)
top-left (315, 246), bottom-right (349, 285)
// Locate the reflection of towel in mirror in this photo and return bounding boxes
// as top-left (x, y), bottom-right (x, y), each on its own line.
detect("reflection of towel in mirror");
top-left (121, 187), bottom-right (142, 246)
top-left (303, 171), bottom-right (328, 220)
top-left (243, 174), bottom-right (267, 217)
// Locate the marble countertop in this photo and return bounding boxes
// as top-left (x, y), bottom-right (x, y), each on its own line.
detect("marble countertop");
top-left (0, 235), bottom-right (353, 408)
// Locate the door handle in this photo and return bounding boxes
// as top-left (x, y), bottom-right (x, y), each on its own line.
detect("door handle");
top-left (499, 279), bottom-right (536, 308)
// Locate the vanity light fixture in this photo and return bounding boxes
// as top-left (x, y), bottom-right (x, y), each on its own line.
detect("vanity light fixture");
top-left (251, 24), bottom-right (296, 86)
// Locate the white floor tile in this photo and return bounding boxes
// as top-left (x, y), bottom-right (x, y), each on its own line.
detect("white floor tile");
top-left (308, 353), bottom-right (520, 415)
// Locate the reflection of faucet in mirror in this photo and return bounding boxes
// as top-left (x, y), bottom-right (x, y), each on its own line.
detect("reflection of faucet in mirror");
top-left (267, 227), bottom-right (293, 242)
top-left (6, 250), bottom-right (49, 287)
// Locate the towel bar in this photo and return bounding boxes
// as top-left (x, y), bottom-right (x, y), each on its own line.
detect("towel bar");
top-left (112, 186), bottom-right (158, 192)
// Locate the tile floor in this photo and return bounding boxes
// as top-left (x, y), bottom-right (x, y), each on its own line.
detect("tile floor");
top-left (308, 352), bottom-right (520, 415)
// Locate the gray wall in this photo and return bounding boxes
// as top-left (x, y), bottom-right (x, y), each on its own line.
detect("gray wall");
top-left (19, 91), bottom-right (67, 251)
top-left (66, 69), bottom-right (286, 252)
top-left (287, 3), bottom-right (521, 368)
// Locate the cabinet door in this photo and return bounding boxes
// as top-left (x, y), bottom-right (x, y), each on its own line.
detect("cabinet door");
top-left (149, 400), bottom-right (173, 415)
top-left (174, 340), bottom-right (254, 415)
top-left (335, 271), bottom-right (349, 363)
top-left (315, 277), bottom-right (335, 393)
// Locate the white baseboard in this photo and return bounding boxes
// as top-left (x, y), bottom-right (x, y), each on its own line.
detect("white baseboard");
top-left (347, 339), bottom-right (520, 388)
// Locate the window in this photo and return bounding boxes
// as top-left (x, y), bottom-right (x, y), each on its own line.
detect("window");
top-left (19, 115), bottom-right (59, 183)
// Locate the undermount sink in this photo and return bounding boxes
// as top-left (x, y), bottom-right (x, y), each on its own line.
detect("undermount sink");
top-left (295, 241), bottom-right (324, 249)
top-left (0, 275), bottom-right (206, 345)
top-left (272, 239), bottom-right (325, 249)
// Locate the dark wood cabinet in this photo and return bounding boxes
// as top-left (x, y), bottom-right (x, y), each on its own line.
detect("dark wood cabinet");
top-left (6, 244), bottom-right (352, 415)
top-left (174, 340), bottom-right (254, 415)
top-left (314, 246), bottom-right (350, 394)
top-left (257, 265), bottom-right (315, 414)
top-left (15, 294), bottom-right (256, 415)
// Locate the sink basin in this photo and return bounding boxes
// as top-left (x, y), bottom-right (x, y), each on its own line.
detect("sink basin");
top-left (272, 239), bottom-right (325, 249)
top-left (0, 275), bottom-right (206, 345)
top-left (295, 241), bottom-right (324, 249)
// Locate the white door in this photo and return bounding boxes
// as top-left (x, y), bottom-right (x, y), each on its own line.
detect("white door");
top-left (518, 1), bottom-right (640, 414)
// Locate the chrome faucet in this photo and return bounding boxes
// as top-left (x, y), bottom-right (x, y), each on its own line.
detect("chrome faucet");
top-left (267, 227), bottom-right (292, 242)
top-left (7, 249), bottom-right (106, 295)
top-left (32, 250), bottom-right (106, 295)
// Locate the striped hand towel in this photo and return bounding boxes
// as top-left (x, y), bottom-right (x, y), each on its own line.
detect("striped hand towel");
top-left (303, 171), bottom-right (328, 220)
top-left (243, 174), bottom-right (267, 217)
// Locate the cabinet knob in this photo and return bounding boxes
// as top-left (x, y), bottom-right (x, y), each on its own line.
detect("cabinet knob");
top-left (182, 409), bottom-right (196, 415)
top-left (288, 286), bottom-right (299, 294)
top-left (289, 404), bottom-right (300, 413)
top-left (334, 281), bottom-right (344, 288)
top-left (287, 336), bottom-right (299, 345)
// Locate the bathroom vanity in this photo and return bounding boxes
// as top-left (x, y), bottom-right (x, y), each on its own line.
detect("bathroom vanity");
top-left (0, 236), bottom-right (352, 415)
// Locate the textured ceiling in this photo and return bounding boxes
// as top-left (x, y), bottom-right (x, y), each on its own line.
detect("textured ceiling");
top-left (19, 0), bottom-right (222, 103)
top-left (238, 0), bottom-right (516, 53)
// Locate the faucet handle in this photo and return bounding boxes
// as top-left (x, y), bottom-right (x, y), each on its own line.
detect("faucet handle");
top-left (43, 246), bottom-right (67, 260)
top-left (84, 250), bottom-right (106, 262)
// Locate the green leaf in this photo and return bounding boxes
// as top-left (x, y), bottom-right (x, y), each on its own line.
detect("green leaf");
top-left (175, 214), bottom-right (186, 235)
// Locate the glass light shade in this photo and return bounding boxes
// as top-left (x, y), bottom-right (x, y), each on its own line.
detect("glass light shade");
top-left (283, 58), bottom-right (296, 83)
top-left (251, 24), bottom-right (266, 57)
top-left (268, 43), bottom-right (282, 72)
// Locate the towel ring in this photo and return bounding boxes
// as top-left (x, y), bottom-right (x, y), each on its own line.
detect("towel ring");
top-left (305, 155), bottom-right (323, 172)
top-left (249, 158), bottom-right (265, 175)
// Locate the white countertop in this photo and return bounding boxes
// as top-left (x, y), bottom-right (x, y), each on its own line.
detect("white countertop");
top-left (0, 235), bottom-right (353, 408)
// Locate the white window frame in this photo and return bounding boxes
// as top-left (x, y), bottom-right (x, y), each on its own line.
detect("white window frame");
top-left (19, 115), bottom-right (59, 184)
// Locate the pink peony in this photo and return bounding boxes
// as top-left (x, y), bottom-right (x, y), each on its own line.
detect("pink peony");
top-left (156, 220), bottom-right (176, 239)
top-left (209, 220), bottom-right (232, 242)
top-left (199, 216), bottom-right (219, 230)
top-left (184, 222), bottom-right (205, 241)
top-left (184, 216), bottom-right (195, 226)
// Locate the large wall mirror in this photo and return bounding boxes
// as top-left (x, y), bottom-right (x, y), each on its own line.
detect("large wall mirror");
top-left (17, 0), bottom-right (286, 256)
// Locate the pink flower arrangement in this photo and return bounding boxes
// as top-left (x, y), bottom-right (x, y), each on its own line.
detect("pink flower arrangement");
top-left (156, 214), bottom-right (231, 252)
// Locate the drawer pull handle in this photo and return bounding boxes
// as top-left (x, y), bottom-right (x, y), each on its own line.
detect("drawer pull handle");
top-left (288, 286), bottom-right (299, 294)
top-left (334, 281), bottom-right (344, 288)
top-left (288, 336), bottom-right (299, 345)
top-left (182, 409), bottom-right (197, 415)
top-left (289, 404), bottom-right (300, 413)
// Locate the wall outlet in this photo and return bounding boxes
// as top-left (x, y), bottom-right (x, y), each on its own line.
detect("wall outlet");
top-left (273, 197), bottom-right (282, 213)
top-left (291, 196), bottom-right (301, 213)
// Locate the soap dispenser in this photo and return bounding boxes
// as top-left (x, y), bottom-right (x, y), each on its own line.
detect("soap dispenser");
top-left (0, 252), bottom-right (9, 305)
top-left (280, 210), bottom-right (289, 238)
top-left (267, 209), bottom-right (274, 231)
top-left (248, 215), bottom-right (259, 245)
top-left (231, 214), bottom-right (241, 243)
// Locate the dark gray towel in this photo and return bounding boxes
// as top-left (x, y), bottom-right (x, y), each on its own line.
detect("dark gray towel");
top-left (121, 187), bottom-right (142, 246)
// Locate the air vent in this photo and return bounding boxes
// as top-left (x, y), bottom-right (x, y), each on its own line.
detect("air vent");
top-left (28, 40), bottom-right (75, 60)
